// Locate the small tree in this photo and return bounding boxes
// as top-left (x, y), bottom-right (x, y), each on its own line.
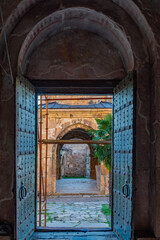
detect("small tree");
top-left (87, 113), bottom-right (112, 171)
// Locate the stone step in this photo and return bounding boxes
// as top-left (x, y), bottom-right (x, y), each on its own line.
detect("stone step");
top-left (30, 231), bottom-right (118, 240)
top-left (53, 193), bottom-right (106, 197)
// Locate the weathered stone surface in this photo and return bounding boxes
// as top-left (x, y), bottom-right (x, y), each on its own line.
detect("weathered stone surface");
top-left (27, 30), bottom-right (125, 80)
top-left (61, 143), bottom-right (90, 177)
top-left (96, 163), bottom-right (109, 195)
top-left (55, 179), bottom-right (100, 194)
top-left (37, 195), bottom-right (110, 228)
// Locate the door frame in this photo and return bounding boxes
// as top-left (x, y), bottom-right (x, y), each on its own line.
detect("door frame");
top-left (16, 76), bottom-right (136, 239)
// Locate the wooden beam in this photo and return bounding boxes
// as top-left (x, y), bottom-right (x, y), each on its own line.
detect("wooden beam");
top-left (41, 139), bottom-right (112, 145)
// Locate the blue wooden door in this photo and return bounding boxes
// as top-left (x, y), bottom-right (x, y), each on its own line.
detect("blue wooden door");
top-left (113, 73), bottom-right (135, 240)
top-left (16, 76), bottom-right (36, 239)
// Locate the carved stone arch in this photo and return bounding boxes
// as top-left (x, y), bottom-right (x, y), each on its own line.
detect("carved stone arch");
top-left (56, 123), bottom-right (92, 140)
top-left (17, 7), bottom-right (134, 74)
top-left (52, 123), bottom-right (98, 181)
top-left (0, 0), bottom-right (157, 67)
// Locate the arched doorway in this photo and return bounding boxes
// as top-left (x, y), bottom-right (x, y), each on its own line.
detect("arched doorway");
top-left (55, 127), bottom-right (98, 180)
top-left (10, 0), bottom-right (157, 238)
top-left (60, 140), bottom-right (91, 178)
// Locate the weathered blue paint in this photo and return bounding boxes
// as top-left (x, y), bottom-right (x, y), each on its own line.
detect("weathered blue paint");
top-left (113, 73), bottom-right (134, 240)
top-left (16, 76), bottom-right (36, 240)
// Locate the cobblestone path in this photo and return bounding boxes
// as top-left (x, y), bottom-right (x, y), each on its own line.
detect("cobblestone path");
top-left (37, 196), bottom-right (111, 229)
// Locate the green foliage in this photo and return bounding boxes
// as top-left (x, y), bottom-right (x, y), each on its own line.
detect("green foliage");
top-left (87, 114), bottom-right (112, 170)
top-left (46, 213), bottom-right (53, 223)
top-left (101, 204), bottom-right (111, 216)
top-left (101, 204), bottom-right (111, 227)
top-left (107, 218), bottom-right (111, 228)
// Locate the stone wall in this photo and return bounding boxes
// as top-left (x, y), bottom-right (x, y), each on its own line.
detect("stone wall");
top-left (96, 162), bottom-right (109, 195)
top-left (61, 143), bottom-right (90, 177)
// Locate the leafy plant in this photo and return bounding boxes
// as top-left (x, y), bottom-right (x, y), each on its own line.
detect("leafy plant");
top-left (101, 204), bottom-right (111, 216)
top-left (101, 204), bottom-right (111, 227)
top-left (107, 219), bottom-right (111, 228)
top-left (87, 114), bottom-right (112, 170)
top-left (46, 213), bottom-right (53, 223)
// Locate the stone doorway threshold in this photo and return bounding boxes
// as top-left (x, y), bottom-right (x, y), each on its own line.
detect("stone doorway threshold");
top-left (54, 193), bottom-right (104, 196)
top-left (30, 231), bottom-right (118, 240)
top-left (56, 179), bottom-right (101, 195)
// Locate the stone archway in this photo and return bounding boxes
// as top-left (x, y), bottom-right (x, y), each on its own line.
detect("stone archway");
top-left (56, 123), bottom-right (93, 140)
top-left (52, 124), bottom-right (98, 183)
top-left (1, 0), bottom-right (156, 66)
top-left (58, 140), bottom-right (91, 178)
top-left (17, 7), bottom-right (134, 74)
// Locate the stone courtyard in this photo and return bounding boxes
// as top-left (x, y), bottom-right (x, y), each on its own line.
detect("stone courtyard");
top-left (37, 179), bottom-right (111, 229)
top-left (37, 195), bottom-right (111, 229)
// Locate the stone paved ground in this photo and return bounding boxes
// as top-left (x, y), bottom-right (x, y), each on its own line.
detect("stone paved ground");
top-left (37, 196), bottom-right (111, 229)
top-left (56, 179), bottom-right (100, 194)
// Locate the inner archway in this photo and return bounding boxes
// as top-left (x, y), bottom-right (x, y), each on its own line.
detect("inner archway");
top-left (56, 127), bottom-right (98, 181)
top-left (60, 140), bottom-right (90, 178)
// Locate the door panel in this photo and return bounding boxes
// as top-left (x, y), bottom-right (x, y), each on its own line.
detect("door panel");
top-left (16, 76), bottom-right (36, 240)
top-left (113, 73), bottom-right (135, 240)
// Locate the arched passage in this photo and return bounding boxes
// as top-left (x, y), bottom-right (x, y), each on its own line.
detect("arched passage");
top-left (60, 141), bottom-right (91, 178)
top-left (53, 126), bottom-right (98, 180)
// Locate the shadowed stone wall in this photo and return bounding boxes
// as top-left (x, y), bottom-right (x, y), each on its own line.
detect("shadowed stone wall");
top-left (61, 143), bottom-right (90, 178)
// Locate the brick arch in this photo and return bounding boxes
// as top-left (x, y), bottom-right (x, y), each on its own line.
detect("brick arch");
top-left (0, 0), bottom-right (157, 67)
